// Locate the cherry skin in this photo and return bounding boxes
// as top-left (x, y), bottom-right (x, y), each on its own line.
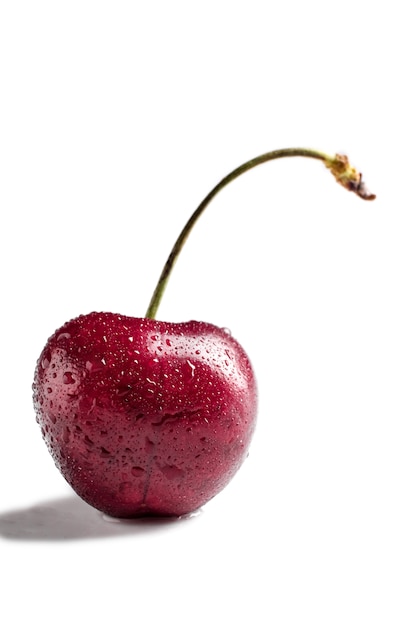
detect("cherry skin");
top-left (33, 312), bottom-right (257, 517)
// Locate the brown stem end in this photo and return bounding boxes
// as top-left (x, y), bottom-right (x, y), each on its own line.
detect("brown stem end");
top-left (325, 154), bottom-right (376, 201)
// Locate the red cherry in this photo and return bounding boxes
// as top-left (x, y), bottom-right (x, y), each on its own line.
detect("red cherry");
top-left (33, 312), bottom-right (256, 517)
top-left (33, 148), bottom-right (374, 517)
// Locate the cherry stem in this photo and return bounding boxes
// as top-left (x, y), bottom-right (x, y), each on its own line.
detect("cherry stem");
top-left (145, 147), bottom-right (375, 320)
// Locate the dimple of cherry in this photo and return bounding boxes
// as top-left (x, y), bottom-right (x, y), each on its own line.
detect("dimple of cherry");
top-left (33, 148), bottom-right (375, 518)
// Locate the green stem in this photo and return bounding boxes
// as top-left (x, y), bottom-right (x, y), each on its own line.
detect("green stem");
top-left (145, 147), bottom-right (375, 319)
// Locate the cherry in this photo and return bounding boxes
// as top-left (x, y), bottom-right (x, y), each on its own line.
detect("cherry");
top-left (33, 148), bottom-right (375, 518)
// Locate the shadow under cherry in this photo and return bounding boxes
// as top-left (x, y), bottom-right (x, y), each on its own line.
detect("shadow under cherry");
top-left (0, 494), bottom-right (200, 542)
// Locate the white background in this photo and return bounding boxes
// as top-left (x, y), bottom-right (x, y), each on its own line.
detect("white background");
top-left (1, 1), bottom-right (416, 624)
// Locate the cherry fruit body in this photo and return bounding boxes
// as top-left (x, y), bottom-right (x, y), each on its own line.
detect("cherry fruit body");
top-left (33, 312), bottom-right (257, 517)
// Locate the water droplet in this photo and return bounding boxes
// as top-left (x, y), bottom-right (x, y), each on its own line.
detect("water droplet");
top-left (159, 464), bottom-right (185, 480)
top-left (86, 360), bottom-right (103, 373)
top-left (119, 481), bottom-right (132, 493)
top-left (41, 355), bottom-right (51, 369)
top-left (187, 360), bottom-right (196, 377)
top-left (84, 435), bottom-right (94, 447)
top-left (57, 332), bottom-right (71, 341)
top-left (131, 466), bottom-right (145, 477)
top-left (115, 385), bottom-right (132, 397)
top-left (47, 387), bottom-right (52, 394)
top-left (63, 372), bottom-right (76, 385)
top-left (178, 508), bottom-right (203, 520)
top-left (222, 327), bottom-right (232, 335)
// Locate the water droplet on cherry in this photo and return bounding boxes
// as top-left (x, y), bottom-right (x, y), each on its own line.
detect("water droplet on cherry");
top-left (131, 466), bottom-right (145, 477)
top-left (57, 332), bottom-right (71, 341)
top-left (86, 359), bottom-right (103, 373)
top-left (159, 464), bottom-right (185, 480)
top-left (119, 481), bottom-right (132, 493)
top-left (63, 372), bottom-right (76, 384)
top-left (178, 508), bottom-right (203, 520)
top-left (41, 354), bottom-right (51, 369)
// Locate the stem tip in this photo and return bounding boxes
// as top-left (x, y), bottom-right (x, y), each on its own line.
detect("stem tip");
top-left (325, 153), bottom-right (376, 201)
